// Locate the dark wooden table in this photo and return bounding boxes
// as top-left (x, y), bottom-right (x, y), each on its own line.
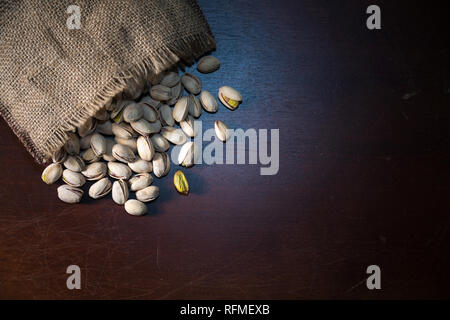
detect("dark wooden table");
top-left (1, 0), bottom-right (449, 299)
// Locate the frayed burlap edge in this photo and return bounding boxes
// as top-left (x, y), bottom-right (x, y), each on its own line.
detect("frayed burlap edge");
top-left (0, 32), bottom-right (215, 165)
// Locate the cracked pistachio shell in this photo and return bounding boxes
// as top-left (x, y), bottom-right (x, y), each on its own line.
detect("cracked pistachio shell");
top-left (96, 120), bottom-right (113, 135)
top-left (200, 90), bottom-right (218, 113)
top-left (63, 155), bottom-right (85, 172)
top-left (80, 134), bottom-right (93, 150)
top-left (112, 144), bottom-right (136, 163)
top-left (167, 81), bottom-right (183, 105)
top-left (140, 103), bottom-right (158, 122)
top-left (159, 104), bottom-right (175, 127)
top-left (64, 133), bottom-right (80, 155)
top-left (150, 84), bottom-right (172, 101)
top-left (188, 94), bottom-right (202, 118)
top-left (140, 96), bottom-right (161, 109)
top-left (152, 152), bottom-right (170, 178)
top-left (180, 115), bottom-right (198, 137)
top-left (89, 177), bottom-right (112, 199)
top-left (150, 134), bottom-right (170, 152)
top-left (181, 73), bottom-right (201, 95)
top-left (218, 86), bottom-right (242, 110)
top-left (108, 161), bottom-right (132, 180)
top-left (173, 170), bottom-right (189, 195)
top-left (81, 148), bottom-right (101, 164)
top-left (125, 199), bottom-right (147, 216)
top-left (136, 136), bottom-right (155, 161)
top-left (214, 120), bottom-right (231, 142)
top-left (128, 157), bottom-right (153, 174)
top-left (161, 126), bottom-right (187, 145)
top-left (197, 56), bottom-right (221, 74)
top-left (57, 185), bottom-right (83, 204)
top-left (178, 142), bottom-right (200, 168)
top-left (130, 118), bottom-right (160, 136)
top-left (78, 117), bottom-right (97, 137)
top-left (81, 162), bottom-right (107, 181)
top-left (41, 163), bottom-right (63, 185)
top-left (112, 122), bottom-right (135, 139)
top-left (90, 133), bottom-right (107, 156)
top-left (62, 169), bottom-right (86, 187)
top-left (112, 179), bottom-right (129, 205)
top-left (129, 173), bottom-right (153, 192)
top-left (114, 137), bottom-right (138, 153)
top-left (160, 71), bottom-right (180, 87)
top-left (52, 148), bottom-right (67, 164)
top-left (173, 96), bottom-right (189, 122)
top-left (123, 103), bottom-right (143, 123)
top-left (136, 186), bottom-right (159, 203)
top-left (102, 139), bottom-right (116, 162)
top-left (110, 100), bottom-right (127, 123)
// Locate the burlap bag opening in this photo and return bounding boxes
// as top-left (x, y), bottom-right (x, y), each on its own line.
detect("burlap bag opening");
top-left (0, 0), bottom-right (215, 164)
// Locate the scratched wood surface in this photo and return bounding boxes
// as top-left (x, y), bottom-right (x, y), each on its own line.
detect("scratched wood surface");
top-left (0, 0), bottom-right (449, 299)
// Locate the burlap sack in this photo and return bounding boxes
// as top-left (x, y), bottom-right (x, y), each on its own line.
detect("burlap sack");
top-left (0, 0), bottom-right (215, 164)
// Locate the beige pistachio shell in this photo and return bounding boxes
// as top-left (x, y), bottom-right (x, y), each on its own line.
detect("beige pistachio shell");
top-left (160, 72), bottom-right (180, 87)
top-left (111, 122), bottom-right (135, 139)
top-left (52, 148), bottom-right (67, 164)
top-left (124, 199), bottom-right (147, 216)
top-left (102, 139), bottom-right (117, 162)
top-left (112, 179), bottom-right (129, 205)
top-left (140, 103), bottom-right (159, 122)
top-left (81, 162), bottom-right (107, 181)
top-left (90, 133), bottom-right (107, 156)
top-left (178, 142), bottom-right (200, 168)
top-left (128, 173), bottom-right (153, 191)
top-left (123, 103), bottom-right (143, 123)
top-left (81, 148), bottom-right (101, 164)
top-left (150, 84), bottom-right (172, 101)
top-left (57, 185), bottom-right (83, 204)
top-left (197, 56), bottom-right (221, 74)
top-left (160, 126), bottom-right (187, 145)
top-left (112, 144), bottom-right (136, 163)
top-left (63, 155), bottom-right (85, 172)
top-left (80, 134), bottom-right (93, 150)
top-left (136, 136), bottom-right (155, 161)
top-left (136, 186), bottom-right (159, 202)
top-left (89, 177), bottom-right (112, 199)
top-left (114, 137), bottom-right (138, 153)
top-left (130, 118), bottom-right (160, 136)
top-left (107, 161), bottom-right (132, 180)
top-left (159, 104), bottom-right (175, 127)
top-left (140, 96), bottom-right (161, 109)
top-left (96, 120), bottom-right (113, 135)
top-left (181, 73), bottom-right (201, 95)
top-left (167, 82), bottom-right (183, 105)
top-left (41, 163), bottom-right (63, 185)
top-left (152, 152), bottom-right (170, 178)
top-left (173, 96), bottom-right (189, 122)
top-left (218, 86), bottom-right (242, 110)
top-left (78, 117), bottom-right (97, 138)
top-left (188, 94), bottom-right (202, 118)
top-left (128, 157), bottom-right (153, 174)
top-left (200, 90), bottom-right (218, 113)
top-left (62, 169), bottom-right (86, 187)
top-left (214, 120), bottom-right (231, 142)
top-left (150, 134), bottom-right (170, 152)
top-left (179, 115), bottom-right (198, 137)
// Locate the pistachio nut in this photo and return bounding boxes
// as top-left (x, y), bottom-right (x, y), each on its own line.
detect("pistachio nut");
top-left (81, 148), bottom-right (101, 164)
top-left (136, 186), bottom-right (159, 202)
top-left (123, 103), bottom-right (143, 123)
top-left (112, 144), bottom-right (136, 163)
top-left (167, 81), bottom-right (183, 105)
top-left (218, 86), bottom-right (242, 110)
top-left (150, 84), bottom-right (171, 101)
top-left (178, 142), bottom-right (200, 168)
top-left (140, 96), bottom-right (161, 109)
top-left (96, 120), bottom-right (113, 135)
top-left (128, 173), bottom-right (153, 191)
top-left (173, 170), bottom-right (189, 195)
top-left (78, 117), bottom-right (97, 137)
top-left (52, 148), bottom-right (67, 164)
top-left (148, 71), bottom-right (164, 86)
top-left (136, 136), bottom-right (155, 161)
top-left (81, 162), bottom-right (107, 181)
top-left (111, 122), bottom-right (135, 139)
top-left (181, 73), bottom-right (201, 95)
top-left (140, 103), bottom-right (159, 122)
top-left (94, 108), bottom-right (110, 121)
top-left (90, 133), bottom-right (107, 156)
top-left (197, 56), bottom-right (221, 74)
top-left (64, 133), bottom-right (80, 155)
top-left (124, 199), bottom-right (147, 216)
top-left (160, 71), bottom-right (180, 87)
top-left (214, 120), bottom-right (231, 142)
top-left (41, 163), bottom-right (63, 185)
top-left (108, 161), bottom-right (132, 180)
top-left (112, 179), bottom-right (129, 205)
top-left (128, 157), bottom-right (153, 174)
top-left (80, 134), bottom-right (93, 150)
top-left (188, 94), bottom-right (202, 118)
top-left (180, 115), bottom-right (198, 137)
top-left (89, 177), bottom-right (112, 199)
top-left (114, 137), bottom-right (138, 153)
top-left (102, 139), bottom-right (117, 162)
top-left (63, 155), bottom-right (85, 172)
top-left (150, 134), bottom-right (170, 152)
top-left (130, 118), bottom-right (160, 136)
top-left (159, 104), bottom-right (175, 127)
top-left (200, 90), bottom-right (218, 113)
top-left (110, 100), bottom-right (126, 123)
top-left (152, 152), bottom-right (170, 178)
top-left (173, 96), bottom-right (189, 122)
top-left (160, 126), bottom-right (187, 145)
top-left (62, 169), bottom-right (86, 187)
top-left (57, 185), bottom-right (83, 204)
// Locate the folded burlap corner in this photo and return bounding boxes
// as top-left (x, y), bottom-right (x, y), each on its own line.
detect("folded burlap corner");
top-left (0, 0), bottom-right (215, 164)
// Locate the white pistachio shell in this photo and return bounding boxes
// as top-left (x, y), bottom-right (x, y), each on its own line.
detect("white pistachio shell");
top-left (214, 120), bottom-right (231, 142)
top-left (136, 186), bottom-right (159, 202)
top-left (81, 148), bottom-right (101, 164)
top-left (78, 118), bottom-right (97, 137)
top-left (111, 122), bottom-right (135, 139)
top-left (80, 134), bottom-right (93, 150)
top-left (57, 185), bottom-right (83, 204)
top-left (62, 169), bottom-right (86, 187)
top-left (123, 103), bottom-right (143, 123)
top-left (114, 137), bottom-right (138, 153)
top-left (90, 133), bottom-right (107, 156)
top-left (128, 157), bottom-right (153, 174)
top-left (181, 73), bottom-right (201, 95)
top-left (112, 144), bottom-right (136, 163)
top-left (112, 179), bottom-right (129, 205)
top-left (81, 162), bottom-right (107, 181)
top-left (160, 126), bottom-right (187, 145)
top-left (218, 86), bottom-right (242, 110)
top-left (41, 163), bottom-right (63, 185)
top-left (102, 139), bottom-right (117, 162)
top-left (173, 96), bottom-right (189, 122)
top-left (128, 173), bottom-right (153, 191)
top-left (89, 177), bottom-right (112, 199)
top-left (178, 142), bottom-right (200, 168)
top-left (167, 81), bottom-right (183, 105)
top-left (140, 103), bottom-right (159, 122)
top-left (150, 134), bottom-right (170, 152)
top-left (200, 90), bottom-right (218, 113)
top-left (152, 152), bottom-right (170, 178)
top-left (107, 161), bottom-right (132, 180)
top-left (63, 155), bottom-right (85, 172)
top-left (130, 118), bottom-right (160, 136)
top-left (124, 199), bottom-right (147, 216)
top-left (179, 115), bottom-right (198, 137)
top-left (52, 148), bottom-right (67, 164)
top-left (136, 136), bottom-right (155, 161)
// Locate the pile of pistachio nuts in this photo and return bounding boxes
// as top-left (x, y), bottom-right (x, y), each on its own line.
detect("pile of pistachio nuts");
top-left (40, 55), bottom-right (243, 216)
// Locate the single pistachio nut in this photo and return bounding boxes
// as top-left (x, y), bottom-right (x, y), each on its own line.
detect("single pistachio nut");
top-left (136, 186), bottom-right (159, 202)
top-left (178, 142), bottom-right (200, 168)
top-left (197, 56), bottom-right (221, 74)
top-left (41, 163), bottom-right (63, 185)
top-left (130, 118), bottom-right (159, 136)
top-left (180, 115), bottom-right (198, 137)
top-left (90, 133), bottom-right (107, 156)
top-left (181, 73), bottom-right (201, 95)
top-left (123, 103), bottom-right (143, 123)
top-left (89, 177), bottom-right (112, 199)
top-left (129, 173), bottom-right (153, 191)
top-left (80, 134), bottom-right (93, 150)
top-left (152, 152), bottom-right (170, 178)
top-left (124, 199), bottom-right (147, 216)
top-left (110, 100), bottom-right (126, 123)
top-left (52, 148), bottom-right (67, 164)
top-left (140, 96), bottom-right (161, 109)
top-left (128, 157), bottom-right (153, 174)
top-left (160, 126), bottom-right (187, 145)
top-left (174, 170), bottom-right (189, 195)
top-left (64, 133), bottom-right (80, 155)
top-left (62, 169), bottom-right (86, 187)
top-left (112, 144), bottom-right (136, 163)
top-left (57, 185), bottom-right (83, 204)
top-left (63, 155), bottom-right (85, 172)
top-left (167, 81), bottom-right (183, 105)
top-left (200, 90), bottom-right (218, 113)
top-left (148, 71), bottom-right (164, 86)
top-left (159, 104), bottom-right (175, 127)
top-left (96, 120), bottom-right (113, 135)
top-left (78, 117), bottom-right (97, 137)
top-left (218, 86), bottom-right (242, 110)
top-left (150, 134), bottom-right (170, 152)
top-left (102, 139), bottom-right (117, 162)
top-left (112, 179), bottom-right (129, 205)
top-left (140, 103), bottom-right (159, 122)
top-left (81, 162), bottom-right (107, 181)
top-left (108, 161), bottom-right (132, 180)
top-left (150, 84), bottom-right (172, 101)
top-left (188, 94), bottom-right (202, 118)
top-left (81, 148), bottom-right (101, 164)
top-left (94, 108), bottom-right (110, 121)
top-left (114, 137), bottom-right (138, 153)
top-left (111, 122), bottom-right (135, 139)
top-left (214, 120), bottom-right (231, 142)
top-left (160, 71), bottom-right (180, 87)
top-left (136, 136), bottom-right (155, 161)
top-left (173, 96), bottom-right (189, 122)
